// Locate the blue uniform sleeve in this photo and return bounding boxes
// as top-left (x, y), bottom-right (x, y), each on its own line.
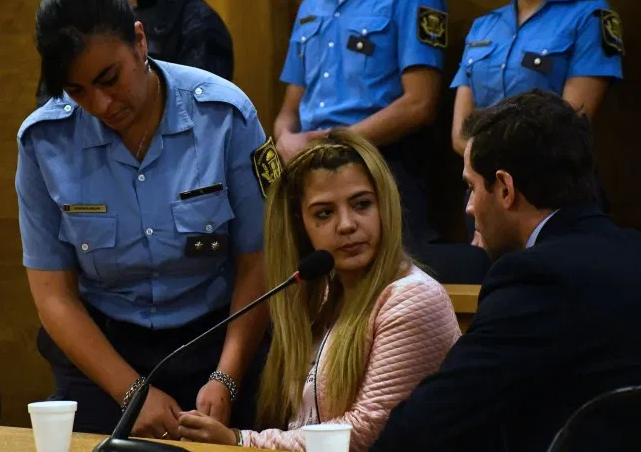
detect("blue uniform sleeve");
top-left (16, 133), bottom-right (77, 270)
top-left (279, 6), bottom-right (307, 87)
top-left (225, 109), bottom-right (268, 255)
top-left (451, 22), bottom-right (479, 89)
top-left (567, 2), bottom-right (623, 80)
top-left (395, 0), bottom-right (447, 72)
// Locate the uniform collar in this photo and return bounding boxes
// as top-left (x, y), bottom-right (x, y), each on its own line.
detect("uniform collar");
top-left (81, 58), bottom-right (193, 150)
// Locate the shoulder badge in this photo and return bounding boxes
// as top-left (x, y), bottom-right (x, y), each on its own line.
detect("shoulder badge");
top-left (251, 137), bottom-right (282, 199)
top-left (597, 9), bottom-right (624, 55)
top-left (417, 6), bottom-right (448, 48)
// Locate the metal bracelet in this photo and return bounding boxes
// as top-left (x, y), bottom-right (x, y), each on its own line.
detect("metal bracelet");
top-left (208, 370), bottom-right (238, 402)
top-left (231, 428), bottom-right (244, 446)
top-left (121, 376), bottom-right (147, 412)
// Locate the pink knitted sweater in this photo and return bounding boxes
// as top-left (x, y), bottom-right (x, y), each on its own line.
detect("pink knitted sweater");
top-left (241, 266), bottom-right (461, 451)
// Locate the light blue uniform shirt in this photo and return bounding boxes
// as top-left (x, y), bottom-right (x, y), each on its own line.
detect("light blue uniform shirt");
top-left (16, 60), bottom-right (267, 329)
top-left (451, 0), bottom-right (623, 108)
top-left (281, 0), bottom-right (447, 131)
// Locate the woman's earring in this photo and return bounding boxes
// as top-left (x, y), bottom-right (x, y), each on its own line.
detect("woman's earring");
top-left (145, 57), bottom-right (150, 72)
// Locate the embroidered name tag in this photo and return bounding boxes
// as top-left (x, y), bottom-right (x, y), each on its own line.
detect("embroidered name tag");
top-left (300, 15), bottom-right (317, 25)
top-left (62, 204), bottom-right (107, 214)
top-left (468, 40), bottom-right (492, 48)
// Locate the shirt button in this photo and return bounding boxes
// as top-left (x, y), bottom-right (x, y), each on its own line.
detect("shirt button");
top-left (63, 105), bottom-right (72, 113)
top-left (501, 63), bottom-right (507, 70)
top-left (81, 243), bottom-right (89, 252)
top-left (468, 58), bottom-right (474, 65)
top-left (356, 42), bottom-right (364, 50)
top-left (301, 36), bottom-right (307, 42)
top-left (150, 307), bottom-right (157, 313)
top-left (534, 57), bottom-right (542, 66)
top-left (205, 223), bottom-right (214, 233)
top-left (145, 228), bottom-right (154, 236)
top-left (328, 41), bottom-right (335, 48)
top-left (138, 174), bottom-right (146, 182)
top-left (334, 12), bottom-right (340, 17)
top-left (319, 102), bottom-right (325, 108)
top-left (194, 87), bottom-right (203, 95)
top-left (323, 72), bottom-right (329, 78)
top-left (361, 28), bottom-right (368, 35)
top-left (512, 35), bottom-right (517, 41)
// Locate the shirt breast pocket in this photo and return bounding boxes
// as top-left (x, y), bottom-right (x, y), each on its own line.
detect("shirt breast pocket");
top-left (58, 215), bottom-right (119, 285)
top-left (462, 43), bottom-right (500, 108)
top-left (292, 18), bottom-right (324, 86)
top-left (344, 16), bottom-right (393, 78)
top-left (170, 191), bottom-right (235, 271)
top-left (520, 37), bottom-right (573, 94)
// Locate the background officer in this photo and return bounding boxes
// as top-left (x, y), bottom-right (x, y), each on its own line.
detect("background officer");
top-left (450, 0), bottom-right (623, 245)
top-left (274, 0), bottom-right (449, 252)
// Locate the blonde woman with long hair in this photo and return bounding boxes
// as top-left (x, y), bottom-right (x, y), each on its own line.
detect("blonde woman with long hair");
top-left (177, 130), bottom-right (461, 450)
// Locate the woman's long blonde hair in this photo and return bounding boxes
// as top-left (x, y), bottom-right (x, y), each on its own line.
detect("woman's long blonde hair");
top-left (258, 129), bottom-right (410, 428)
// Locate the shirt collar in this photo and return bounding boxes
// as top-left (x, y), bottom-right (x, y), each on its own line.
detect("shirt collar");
top-left (526, 209), bottom-right (560, 248)
top-left (82, 58), bottom-right (193, 149)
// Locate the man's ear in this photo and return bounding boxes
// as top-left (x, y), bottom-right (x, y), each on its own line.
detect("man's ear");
top-left (495, 170), bottom-right (516, 209)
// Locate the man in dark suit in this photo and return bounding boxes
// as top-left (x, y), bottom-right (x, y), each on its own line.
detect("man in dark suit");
top-left (370, 90), bottom-right (641, 452)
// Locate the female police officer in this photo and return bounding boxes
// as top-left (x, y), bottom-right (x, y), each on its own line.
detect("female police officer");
top-left (274, 0), bottom-right (449, 251)
top-left (450, 0), bottom-right (623, 245)
top-left (16, 0), bottom-right (279, 440)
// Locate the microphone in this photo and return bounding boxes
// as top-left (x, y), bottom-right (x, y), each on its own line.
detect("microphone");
top-left (546, 385), bottom-right (641, 452)
top-left (93, 250), bottom-right (334, 452)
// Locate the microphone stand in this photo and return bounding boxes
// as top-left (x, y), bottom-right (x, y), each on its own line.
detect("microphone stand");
top-left (93, 275), bottom-right (298, 452)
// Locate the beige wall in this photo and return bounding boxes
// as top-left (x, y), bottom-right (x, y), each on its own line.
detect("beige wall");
top-left (1, 0), bottom-right (639, 428)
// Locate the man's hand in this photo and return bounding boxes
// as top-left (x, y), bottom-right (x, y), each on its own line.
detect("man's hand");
top-left (196, 379), bottom-right (232, 426)
top-left (276, 130), bottom-right (328, 163)
top-left (178, 410), bottom-right (237, 445)
top-left (131, 386), bottom-right (182, 439)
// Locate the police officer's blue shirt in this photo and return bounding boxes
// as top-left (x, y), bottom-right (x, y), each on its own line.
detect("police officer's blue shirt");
top-left (451, 0), bottom-right (623, 108)
top-left (16, 60), bottom-right (271, 329)
top-left (281, 0), bottom-right (448, 132)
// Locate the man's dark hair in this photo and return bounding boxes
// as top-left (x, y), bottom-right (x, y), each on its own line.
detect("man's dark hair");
top-left (36, 0), bottom-right (136, 98)
top-left (462, 89), bottom-right (597, 209)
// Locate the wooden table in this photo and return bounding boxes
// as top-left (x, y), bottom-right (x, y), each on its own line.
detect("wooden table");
top-left (0, 427), bottom-right (276, 452)
top-left (444, 284), bottom-right (480, 314)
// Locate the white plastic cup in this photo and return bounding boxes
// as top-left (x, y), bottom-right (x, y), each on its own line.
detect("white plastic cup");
top-left (28, 401), bottom-right (77, 452)
top-left (302, 424), bottom-right (352, 452)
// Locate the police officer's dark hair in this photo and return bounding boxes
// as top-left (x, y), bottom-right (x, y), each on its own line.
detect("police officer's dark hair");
top-left (36, 0), bottom-right (136, 98)
top-left (461, 89), bottom-right (597, 209)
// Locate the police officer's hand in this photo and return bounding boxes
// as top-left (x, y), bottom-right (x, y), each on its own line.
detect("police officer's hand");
top-left (276, 130), bottom-right (328, 163)
top-left (132, 386), bottom-right (182, 440)
top-left (196, 380), bottom-right (231, 426)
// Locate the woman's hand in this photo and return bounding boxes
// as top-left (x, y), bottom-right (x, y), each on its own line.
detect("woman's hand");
top-left (178, 410), bottom-right (237, 445)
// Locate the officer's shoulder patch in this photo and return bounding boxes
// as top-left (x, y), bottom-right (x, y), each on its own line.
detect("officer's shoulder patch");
top-left (251, 137), bottom-right (282, 199)
top-left (417, 6), bottom-right (448, 48)
top-left (596, 9), bottom-right (624, 55)
top-left (17, 100), bottom-right (77, 139)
